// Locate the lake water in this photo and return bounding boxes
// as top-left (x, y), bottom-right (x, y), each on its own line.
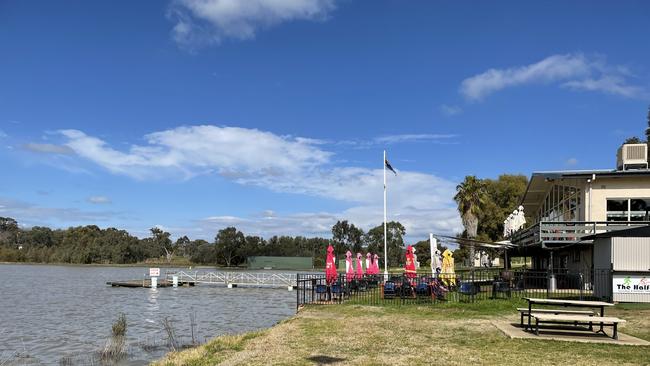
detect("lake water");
top-left (0, 264), bottom-right (296, 365)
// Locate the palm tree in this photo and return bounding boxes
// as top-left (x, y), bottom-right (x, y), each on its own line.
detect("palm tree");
top-left (454, 176), bottom-right (487, 267)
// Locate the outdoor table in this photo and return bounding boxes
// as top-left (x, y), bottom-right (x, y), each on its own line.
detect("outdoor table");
top-left (523, 298), bottom-right (614, 332)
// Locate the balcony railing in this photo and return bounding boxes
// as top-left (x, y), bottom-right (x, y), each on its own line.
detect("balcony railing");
top-left (509, 221), bottom-right (650, 246)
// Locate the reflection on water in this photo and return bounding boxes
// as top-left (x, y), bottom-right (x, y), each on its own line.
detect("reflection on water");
top-left (0, 264), bottom-right (295, 365)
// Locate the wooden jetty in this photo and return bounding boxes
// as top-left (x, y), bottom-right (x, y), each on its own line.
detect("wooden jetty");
top-left (106, 271), bottom-right (317, 290)
top-left (106, 279), bottom-right (195, 288)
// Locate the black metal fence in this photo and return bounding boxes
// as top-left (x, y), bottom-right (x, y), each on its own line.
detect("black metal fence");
top-left (296, 269), bottom-right (612, 309)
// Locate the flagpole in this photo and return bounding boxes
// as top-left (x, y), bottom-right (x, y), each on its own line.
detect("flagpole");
top-left (382, 150), bottom-right (388, 279)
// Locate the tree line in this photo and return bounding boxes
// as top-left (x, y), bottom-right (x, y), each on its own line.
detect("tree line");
top-left (0, 174), bottom-right (527, 268)
top-left (0, 217), bottom-right (414, 267)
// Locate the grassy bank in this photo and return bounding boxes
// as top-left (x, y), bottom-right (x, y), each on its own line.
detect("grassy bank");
top-left (153, 300), bottom-right (650, 366)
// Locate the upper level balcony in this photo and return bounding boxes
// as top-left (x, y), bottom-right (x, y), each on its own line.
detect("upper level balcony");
top-left (509, 221), bottom-right (650, 247)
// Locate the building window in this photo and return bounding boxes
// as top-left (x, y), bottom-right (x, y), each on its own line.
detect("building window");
top-left (630, 199), bottom-right (650, 221)
top-left (606, 198), bottom-right (650, 221)
top-left (606, 199), bottom-right (628, 221)
top-left (537, 182), bottom-right (582, 223)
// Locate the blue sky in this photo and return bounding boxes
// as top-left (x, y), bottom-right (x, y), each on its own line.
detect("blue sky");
top-left (1, 0), bottom-right (649, 241)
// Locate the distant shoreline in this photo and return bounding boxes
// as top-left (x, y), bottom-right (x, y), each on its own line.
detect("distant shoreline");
top-left (0, 261), bottom-right (218, 269)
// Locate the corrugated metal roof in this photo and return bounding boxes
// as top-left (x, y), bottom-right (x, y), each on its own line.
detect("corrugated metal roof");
top-left (519, 169), bottom-right (650, 213)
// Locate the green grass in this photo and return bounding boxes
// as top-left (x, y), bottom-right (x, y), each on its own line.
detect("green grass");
top-left (153, 298), bottom-right (650, 366)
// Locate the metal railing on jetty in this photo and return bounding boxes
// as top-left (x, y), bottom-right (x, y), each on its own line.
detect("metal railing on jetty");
top-left (296, 269), bottom-right (612, 309)
top-left (165, 270), bottom-right (322, 289)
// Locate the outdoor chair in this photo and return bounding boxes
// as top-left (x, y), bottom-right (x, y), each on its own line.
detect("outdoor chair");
top-left (349, 280), bottom-right (359, 293)
top-left (315, 284), bottom-right (328, 301)
top-left (331, 283), bottom-right (347, 301)
top-left (399, 277), bottom-right (415, 298)
top-left (357, 278), bottom-right (368, 292)
top-left (430, 280), bottom-right (448, 301)
top-left (458, 282), bottom-right (479, 296)
top-left (415, 282), bottom-right (430, 297)
top-left (491, 280), bottom-right (511, 299)
top-left (383, 281), bottom-right (396, 299)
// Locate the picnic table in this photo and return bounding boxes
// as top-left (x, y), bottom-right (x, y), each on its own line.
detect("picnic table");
top-left (523, 298), bottom-right (621, 338)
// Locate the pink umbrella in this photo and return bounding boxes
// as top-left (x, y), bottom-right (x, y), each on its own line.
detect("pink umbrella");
top-left (356, 253), bottom-right (364, 279)
top-left (372, 254), bottom-right (380, 274)
top-left (365, 253), bottom-right (372, 274)
top-left (325, 244), bottom-right (338, 284)
top-left (345, 251), bottom-right (354, 282)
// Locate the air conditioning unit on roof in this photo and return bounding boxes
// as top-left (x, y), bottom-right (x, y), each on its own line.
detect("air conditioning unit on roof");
top-left (617, 143), bottom-right (648, 171)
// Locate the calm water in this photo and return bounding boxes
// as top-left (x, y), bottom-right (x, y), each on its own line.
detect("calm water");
top-left (0, 264), bottom-right (296, 365)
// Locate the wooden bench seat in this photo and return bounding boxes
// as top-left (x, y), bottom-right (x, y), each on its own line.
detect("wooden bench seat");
top-left (532, 314), bottom-right (626, 339)
top-left (517, 308), bottom-right (597, 327)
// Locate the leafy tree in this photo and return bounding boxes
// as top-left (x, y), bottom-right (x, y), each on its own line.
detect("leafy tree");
top-left (479, 174), bottom-right (529, 242)
top-left (364, 221), bottom-right (405, 269)
top-left (214, 227), bottom-right (246, 267)
top-left (624, 136), bottom-right (644, 144)
top-left (0, 217), bottom-right (19, 245)
top-left (0, 217), bottom-right (18, 232)
top-left (150, 227), bottom-right (174, 262)
top-left (412, 239), bottom-right (448, 269)
top-left (190, 240), bottom-right (216, 264)
top-left (241, 235), bottom-right (265, 262)
top-left (175, 236), bottom-right (191, 257)
top-left (331, 220), bottom-right (364, 257)
top-left (454, 176), bottom-right (488, 266)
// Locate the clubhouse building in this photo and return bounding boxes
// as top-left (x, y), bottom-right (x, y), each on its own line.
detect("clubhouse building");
top-left (509, 143), bottom-right (650, 302)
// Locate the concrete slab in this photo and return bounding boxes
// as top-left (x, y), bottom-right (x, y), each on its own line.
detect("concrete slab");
top-left (492, 321), bottom-right (650, 346)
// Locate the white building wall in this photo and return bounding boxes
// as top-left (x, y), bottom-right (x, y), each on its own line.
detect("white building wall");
top-left (589, 177), bottom-right (650, 221)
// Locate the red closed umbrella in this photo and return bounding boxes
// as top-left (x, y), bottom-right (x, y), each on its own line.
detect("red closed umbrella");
top-left (405, 245), bottom-right (417, 279)
top-left (325, 245), bottom-right (338, 284)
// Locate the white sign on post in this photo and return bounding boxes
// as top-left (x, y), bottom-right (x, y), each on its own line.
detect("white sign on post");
top-left (149, 268), bottom-right (160, 277)
top-left (613, 275), bottom-right (650, 294)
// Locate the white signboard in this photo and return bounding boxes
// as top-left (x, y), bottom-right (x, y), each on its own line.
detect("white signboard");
top-left (149, 268), bottom-right (160, 277)
top-left (613, 275), bottom-right (650, 294)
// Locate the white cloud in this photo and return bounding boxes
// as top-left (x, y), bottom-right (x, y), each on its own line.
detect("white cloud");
top-left (440, 104), bottom-right (462, 117)
top-left (59, 126), bottom-right (330, 180)
top-left (460, 53), bottom-right (648, 101)
top-left (168, 0), bottom-right (336, 48)
top-left (373, 134), bottom-right (457, 145)
top-left (55, 125), bottom-right (463, 238)
top-left (0, 130), bottom-right (7, 138)
top-left (87, 196), bottom-right (111, 204)
top-left (335, 133), bottom-right (460, 150)
top-left (22, 143), bottom-right (74, 155)
top-left (198, 204), bottom-right (461, 241)
top-left (565, 157), bottom-right (578, 166)
top-left (563, 76), bottom-right (649, 99)
top-left (0, 197), bottom-right (118, 227)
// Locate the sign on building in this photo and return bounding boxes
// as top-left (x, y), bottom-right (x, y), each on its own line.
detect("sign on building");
top-left (149, 268), bottom-right (160, 277)
top-left (613, 275), bottom-right (650, 294)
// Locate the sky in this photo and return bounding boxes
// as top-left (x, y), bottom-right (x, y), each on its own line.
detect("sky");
top-left (1, 0), bottom-right (650, 242)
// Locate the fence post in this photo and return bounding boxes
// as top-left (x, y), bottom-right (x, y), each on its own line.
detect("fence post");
top-left (579, 272), bottom-right (584, 301)
top-left (296, 273), bottom-right (300, 311)
top-left (471, 269), bottom-right (475, 303)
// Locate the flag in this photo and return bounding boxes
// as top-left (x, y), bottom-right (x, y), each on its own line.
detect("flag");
top-left (385, 159), bottom-right (397, 175)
